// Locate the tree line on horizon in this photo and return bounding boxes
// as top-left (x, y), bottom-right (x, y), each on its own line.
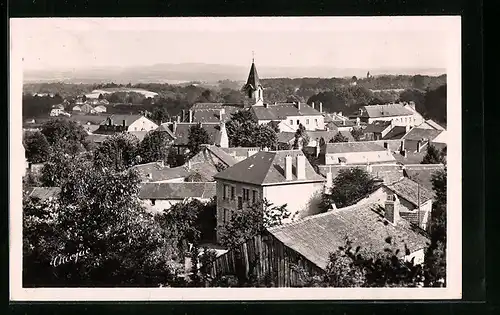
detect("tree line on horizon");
top-left (22, 74), bottom-right (447, 124)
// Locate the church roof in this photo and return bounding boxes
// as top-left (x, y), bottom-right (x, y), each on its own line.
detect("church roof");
top-left (244, 62), bottom-right (261, 90)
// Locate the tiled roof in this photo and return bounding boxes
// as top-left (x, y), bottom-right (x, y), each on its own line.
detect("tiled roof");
top-left (392, 150), bottom-right (427, 165)
top-left (197, 145), bottom-right (239, 167)
top-left (171, 123), bottom-right (220, 146)
top-left (69, 115), bottom-right (109, 125)
top-left (155, 123), bottom-right (177, 139)
top-left (364, 121), bottom-right (392, 133)
top-left (277, 132), bottom-right (296, 144)
top-left (324, 141), bottom-right (387, 154)
top-left (402, 128), bottom-right (443, 142)
top-left (251, 102), bottom-right (323, 121)
top-left (130, 163), bottom-right (190, 182)
top-left (219, 147), bottom-right (261, 160)
top-left (268, 202), bottom-right (429, 270)
top-left (331, 120), bottom-right (357, 128)
top-left (27, 187), bottom-right (61, 201)
top-left (360, 104), bottom-right (414, 118)
top-left (386, 177), bottom-right (434, 206)
top-left (99, 114), bottom-right (144, 126)
top-left (85, 134), bottom-right (110, 143)
top-left (138, 182), bottom-right (216, 200)
top-left (214, 150), bottom-right (325, 186)
top-left (382, 126), bottom-right (407, 140)
top-left (421, 119), bottom-right (445, 130)
top-left (403, 164), bottom-right (445, 191)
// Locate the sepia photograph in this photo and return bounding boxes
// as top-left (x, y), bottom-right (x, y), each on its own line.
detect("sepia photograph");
top-left (10, 16), bottom-right (462, 301)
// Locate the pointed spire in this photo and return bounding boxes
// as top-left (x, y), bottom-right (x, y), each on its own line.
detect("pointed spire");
top-left (245, 61), bottom-right (261, 90)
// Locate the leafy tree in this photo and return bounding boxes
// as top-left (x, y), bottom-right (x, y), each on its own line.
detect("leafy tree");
top-left (293, 123), bottom-right (309, 149)
top-left (93, 133), bottom-right (140, 171)
top-left (266, 121), bottom-right (281, 133)
top-left (350, 127), bottom-right (364, 141)
top-left (40, 118), bottom-right (88, 149)
top-left (226, 110), bottom-right (277, 149)
top-left (166, 146), bottom-right (186, 168)
top-left (423, 168), bottom-right (447, 287)
top-left (151, 106), bottom-right (170, 124)
top-left (24, 131), bottom-right (51, 163)
top-left (421, 144), bottom-right (444, 164)
top-left (24, 165), bottom-right (182, 287)
top-left (218, 199), bottom-right (292, 249)
top-left (138, 130), bottom-right (171, 163)
top-left (323, 238), bottom-right (424, 287)
top-left (322, 168), bottom-right (378, 209)
top-left (187, 124), bottom-right (211, 157)
top-left (39, 148), bottom-right (91, 187)
top-left (330, 132), bottom-right (349, 143)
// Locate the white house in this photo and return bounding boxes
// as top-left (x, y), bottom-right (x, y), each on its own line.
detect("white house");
top-left (321, 141), bottom-right (397, 166)
top-left (351, 103), bottom-right (424, 128)
top-left (94, 105), bottom-right (107, 113)
top-left (213, 149), bottom-right (327, 242)
top-left (50, 108), bottom-right (70, 117)
top-left (99, 114), bottom-right (159, 132)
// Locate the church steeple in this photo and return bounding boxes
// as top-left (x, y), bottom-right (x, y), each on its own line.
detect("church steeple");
top-left (242, 55), bottom-right (264, 106)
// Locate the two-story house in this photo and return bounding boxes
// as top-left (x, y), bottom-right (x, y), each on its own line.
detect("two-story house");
top-left (96, 114), bottom-right (159, 134)
top-left (350, 102), bottom-right (424, 128)
top-left (213, 150), bottom-right (326, 242)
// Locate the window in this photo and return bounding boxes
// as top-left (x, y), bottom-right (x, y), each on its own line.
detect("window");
top-left (223, 209), bottom-right (228, 224)
top-left (252, 190), bottom-right (258, 203)
top-left (315, 119), bottom-right (318, 126)
top-left (242, 188), bottom-right (250, 201)
top-left (223, 184), bottom-right (229, 200)
top-left (290, 120), bottom-right (293, 125)
top-left (238, 197), bottom-right (243, 209)
top-left (151, 199), bottom-right (156, 206)
top-left (297, 119), bottom-right (300, 125)
top-left (231, 186), bottom-right (235, 200)
top-left (306, 119), bottom-right (310, 125)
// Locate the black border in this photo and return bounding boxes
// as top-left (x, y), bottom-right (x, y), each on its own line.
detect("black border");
top-left (6, 0), bottom-right (486, 314)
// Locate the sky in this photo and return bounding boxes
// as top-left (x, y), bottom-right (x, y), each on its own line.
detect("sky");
top-left (12, 17), bottom-right (460, 72)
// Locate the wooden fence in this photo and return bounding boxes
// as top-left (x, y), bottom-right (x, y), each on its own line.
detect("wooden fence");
top-left (210, 231), bottom-right (324, 287)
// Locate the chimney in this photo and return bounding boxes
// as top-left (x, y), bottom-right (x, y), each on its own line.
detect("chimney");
top-left (400, 139), bottom-right (405, 152)
top-left (285, 155), bottom-right (293, 180)
top-left (172, 121), bottom-right (177, 133)
top-left (416, 140), bottom-right (421, 153)
top-left (182, 110), bottom-right (185, 122)
top-left (319, 102), bottom-right (323, 113)
top-left (189, 110), bottom-right (193, 123)
top-left (311, 102), bottom-right (315, 110)
top-left (385, 194), bottom-right (399, 225)
top-left (296, 101), bottom-right (301, 110)
top-left (218, 121), bottom-right (229, 148)
top-left (296, 154), bottom-right (306, 180)
top-left (187, 160), bottom-right (192, 170)
top-left (356, 117), bottom-right (360, 127)
top-left (176, 115), bottom-right (181, 123)
top-left (325, 171), bottom-right (333, 191)
top-left (405, 124), bottom-right (411, 133)
top-left (264, 103), bottom-right (269, 108)
top-left (342, 120), bottom-right (345, 126)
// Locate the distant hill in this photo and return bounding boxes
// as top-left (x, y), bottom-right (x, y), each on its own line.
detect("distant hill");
top-left (24, 63), bottom-right (446, 84)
